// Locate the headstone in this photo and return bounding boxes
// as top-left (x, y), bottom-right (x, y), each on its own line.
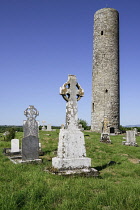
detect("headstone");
top-left (39, 143), bottom-right (41, 151)
top-left (78, 124), bottom-right (84, 131)
top-left (52, 75), bottom-right (98, 176)
top-left (42, 121), bottom-right (46, 131)
top-left (22, 136), bottom-right (39, 160)
top-left (134, 128), bottom-right (138, 135)
top-left (122, 130), bottom-right (138, 146)
top-left (61, 124), bottom-right (65, 129)
top-left (3, 131), bottom-right (10, 136)
top-left (100, 116), bottom-right (111, 143)
top-left (23, 105), bottom-right (39, 138)
top-left (11, 139), bottom-right (19, 153)
top-left (22, 105), bottom-right (41, 161)
top-left (100, 133), bottom-right (111, 143)
top-left (38, 142), bottom-right (44, 156)
top-left (47, 124), bottom-right (52, 131)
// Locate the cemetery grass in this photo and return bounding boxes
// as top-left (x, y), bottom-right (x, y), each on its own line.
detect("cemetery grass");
top-left (0, 131), bottom-right (140, 210)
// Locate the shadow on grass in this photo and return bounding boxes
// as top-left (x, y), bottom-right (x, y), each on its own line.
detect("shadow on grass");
top-left (95, 161), bottom-right (121, 171)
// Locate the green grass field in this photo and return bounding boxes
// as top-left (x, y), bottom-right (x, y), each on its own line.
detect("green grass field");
top-left (0, 130), bottom-right (140, 210)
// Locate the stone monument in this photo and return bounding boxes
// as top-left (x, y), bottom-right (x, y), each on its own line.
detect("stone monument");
top-left (122, 130), bottom-right (138, 146)
top-left (134, 128), bottom-right (138, 136)
top-left (22, 105), bottom-right (41, 162)
top-left (47, 124), bottom-right (52, 131)
top-left (61, 124), bottom-right (65, 129)
top-left (100, 116), bottom-right (111, 143)
top-left (11, 139), bottom-right (20, 153)
top-left (42, 120), bottom-right (47, 131)
top-left (91, 8), bottom-right (120, 134)
top-left (52, 75), bottom-right (98, 176)
top-left (78, 124), bottom-right (84, 131)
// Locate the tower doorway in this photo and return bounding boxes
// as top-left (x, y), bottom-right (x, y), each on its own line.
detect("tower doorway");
top-left (110, 127), bottom-right (115, 133)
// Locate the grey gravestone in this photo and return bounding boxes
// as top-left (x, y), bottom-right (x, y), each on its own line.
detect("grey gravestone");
top-left (22, 105), bottom-right (40, 161)
top-left (22, 136), bottom-right (39, 160)
top-left (52, 75), bottom-right (98, 176)
top-left (23, 105), bottom-right (39, 138)
top-left (122, 130), bottom-right (138, 146)
top-left (11, 139), bottom-right (19, 153)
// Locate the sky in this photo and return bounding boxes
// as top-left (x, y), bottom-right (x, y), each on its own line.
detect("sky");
top-left (0, 0), bottom-right (140, 126)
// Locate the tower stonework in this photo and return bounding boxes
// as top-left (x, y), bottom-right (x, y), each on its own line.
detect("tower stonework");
top-left (91, 8), bottom-right (120, 133)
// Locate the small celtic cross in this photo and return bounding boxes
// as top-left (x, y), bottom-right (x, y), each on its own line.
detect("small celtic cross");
top-left (24, 105), bottom-right (39, 119)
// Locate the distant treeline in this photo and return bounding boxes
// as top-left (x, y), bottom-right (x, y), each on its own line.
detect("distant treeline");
top-left (0, 125), bottom-right (62, 133)
top-left (39, 125), bottom-right (91, 130)
top-left (0, 126), bottom-right (23, 133)
top-left (119, 125), bottom-right (140, 133)
top-left (0, 125), bottom-right (139, 134)
top-left (39, 126), bottom-right (61, 130)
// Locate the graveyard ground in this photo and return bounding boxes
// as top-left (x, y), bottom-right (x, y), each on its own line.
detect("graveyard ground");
top-left (0, 130), bottom-right (140, 210)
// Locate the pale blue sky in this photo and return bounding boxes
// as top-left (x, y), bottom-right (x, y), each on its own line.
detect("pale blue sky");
top-left (0, 0), bottom-right (140, 126)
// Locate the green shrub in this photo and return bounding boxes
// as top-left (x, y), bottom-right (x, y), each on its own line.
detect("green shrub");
top-left (78, 119), bottom-right (89, 130)
top-left (5, 128), bottom-right (15, 141)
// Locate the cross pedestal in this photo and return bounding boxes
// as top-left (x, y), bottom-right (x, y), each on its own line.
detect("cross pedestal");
top-left (52, 128), bottom-right (91, 170)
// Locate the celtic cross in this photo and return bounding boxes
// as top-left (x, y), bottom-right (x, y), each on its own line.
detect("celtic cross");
top-left (24, 105), bottom-right (39, 120)
top-left (60, 75), bottom-right (84, 128)
top-left (23, 105), bottom-right (39, 138)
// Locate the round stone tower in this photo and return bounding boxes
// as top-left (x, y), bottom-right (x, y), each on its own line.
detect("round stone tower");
top-left (91, 8), bottom-right (120, 133)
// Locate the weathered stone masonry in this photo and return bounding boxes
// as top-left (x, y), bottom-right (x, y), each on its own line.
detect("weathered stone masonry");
top-left (91, 8), bottom-right (120, 133)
